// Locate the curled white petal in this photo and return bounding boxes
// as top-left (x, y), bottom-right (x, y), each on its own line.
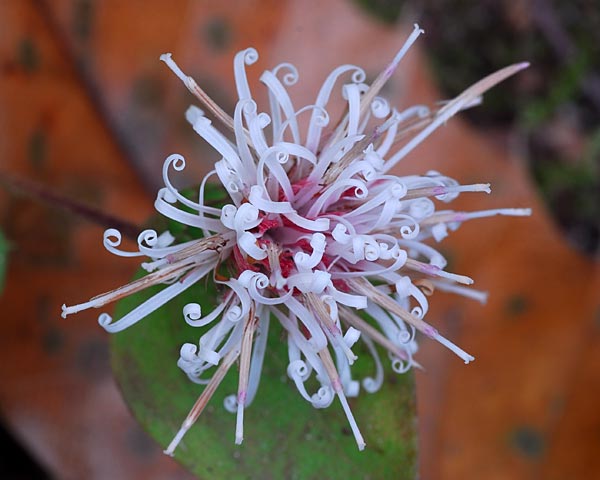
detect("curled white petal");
top-left (103, 229), bottom-right (143, 257)
top-left (343, 327), bottom-right (361, 348)
top-left (287, 271), bottom-right (331, 294)
top-left (238, 232), bottom-right (267, 260)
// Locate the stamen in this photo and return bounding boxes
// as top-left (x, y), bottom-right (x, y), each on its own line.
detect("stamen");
top-left (322, 120), bottom-right (391, 185)
top-left (348, 278), bottom-right (475, 363)
top-left (164, 345), bottom-right (241, 456)
top-left (235, 309), bottom-right (258, 445)
top-left (402, 183), bottom-right (491, 200)
top-left (392, 100), bottom-right (479, 144)
top-left (62, 235), bottom-right (225, 318)
top-left (62, 262), bottom-right (192, 318)
top-left (324, 25), bottom-right (423, 154)
top-left (421, 207), bottom-right (532, 226)
top-left (384, 62), bottom-right (530, 172)
top-left (431, 333), bottom-right (475, 364)
top-left (318, 348), bottom-right (365, 450)
top-left (165, 234), bottom-right (227, 264)
top-left (160, 53), bottom-right (239, 135)
top-left (339, 307), bottom-right (411, 362)
top-left (348, 278), bottom-right (434, 335)
top-left (404, 258), bottom-right (473, 285)
top-left (305, 293), bottom-right (357, 364)
top-left (359, 24), bottom-right (424, 120)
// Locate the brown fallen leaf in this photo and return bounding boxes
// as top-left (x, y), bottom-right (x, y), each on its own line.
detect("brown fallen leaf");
top-left (0, 0), bottom-right (598, 479)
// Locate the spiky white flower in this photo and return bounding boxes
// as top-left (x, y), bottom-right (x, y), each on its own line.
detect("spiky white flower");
top-left (62, 25), bottom-right (530, 454)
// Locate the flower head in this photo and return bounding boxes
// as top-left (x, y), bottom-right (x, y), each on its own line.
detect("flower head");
top-left (62, 25), bottom-right (530, 454)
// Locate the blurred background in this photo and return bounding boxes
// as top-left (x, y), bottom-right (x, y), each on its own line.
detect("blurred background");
top-left (0, 0), bottom-right (598, 478)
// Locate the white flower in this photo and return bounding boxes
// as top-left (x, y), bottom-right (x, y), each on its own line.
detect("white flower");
top-left (62, 25), bottom-right (530, 454)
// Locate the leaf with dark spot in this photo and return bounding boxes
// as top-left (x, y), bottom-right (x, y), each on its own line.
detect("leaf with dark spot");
top-left (510, 426), bottom-right (545, 459)
top-left (18, 38), bottom-right (40, 73)
top-left (28, 128), bottom-right (47, 170)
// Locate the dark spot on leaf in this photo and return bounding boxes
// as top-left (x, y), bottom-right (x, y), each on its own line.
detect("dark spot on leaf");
top-left (72, 0), bottom-right (95, 41)
top-left (126, 425), bottom-right (159, 459)
top-left (28, 128), bottom-right (47, 170)
top-left (132, 75), bottom-right (165, 109)
top-left (76, 337), bottom-right (110, 379)
top-left (510, 425), bottom-right (545, 459)
top-left (341, 426), bottom-right (352, 436)
top-left (17, 38), bottom-right (39, 73)
top-left (505, 294), bottom-right (529, 316)
top-left (203, 17), bottom-right (232, 52)
top-left (42, 328), bottom-right (65, 354)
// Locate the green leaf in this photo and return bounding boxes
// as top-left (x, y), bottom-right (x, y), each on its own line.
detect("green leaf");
top-left (0, 230), bottom-right (8, 294)
top-left (111, 280), bottom-right (417, 479)
top-left (110, 183), bottom-right (417, 479)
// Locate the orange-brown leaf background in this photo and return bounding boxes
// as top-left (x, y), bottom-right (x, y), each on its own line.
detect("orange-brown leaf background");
top-left (0, 1), bottom-right (598, 479)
